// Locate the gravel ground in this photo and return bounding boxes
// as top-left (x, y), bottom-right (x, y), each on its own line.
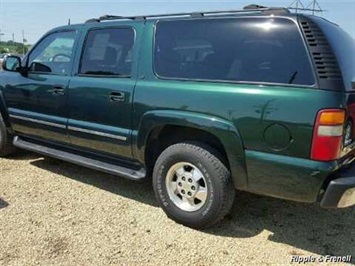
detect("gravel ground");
top-left (0, 151), bottom-right (354, 266)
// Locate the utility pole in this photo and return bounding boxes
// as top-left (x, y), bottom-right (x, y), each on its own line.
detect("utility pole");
top-left (288, 0), bottom-right (306, 13)
top-left (0, 30), bottom-right (4, 43)
top-left (12, 33), bottom-right (15, 53)
top-left (288, 0), bottom-right (324, 14)
top-left (253, 100), bottom-right (278, 121)
top-left (306, 0), bottom-right (323, 15)
top-left (22, 29), bottom-right (26, 56)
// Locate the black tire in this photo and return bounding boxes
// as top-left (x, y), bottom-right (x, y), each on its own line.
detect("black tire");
top-left (0, 114), bottom-right (16, 157)
top-left (153, 142), bottom-right (235, 229)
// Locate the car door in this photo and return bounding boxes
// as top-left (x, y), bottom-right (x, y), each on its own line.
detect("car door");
top-left (67, 24), bottom-right (142, 159)
top-left (3, 30), bottom-right (80, 143)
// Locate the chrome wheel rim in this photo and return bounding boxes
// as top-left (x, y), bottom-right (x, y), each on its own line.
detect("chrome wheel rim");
top-left (165, 162), bottom-right (208, 212)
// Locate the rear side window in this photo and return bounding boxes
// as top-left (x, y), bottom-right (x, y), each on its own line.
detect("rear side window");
top-left (80, 28), bottom-right (135, 77)
top-left (154, 18), bottom-right (315, 86)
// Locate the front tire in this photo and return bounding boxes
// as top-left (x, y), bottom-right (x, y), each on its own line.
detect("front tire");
top-left (0, 114), bottom-right (16, 157)
top-left (153, 142), bottom-right (235, 229)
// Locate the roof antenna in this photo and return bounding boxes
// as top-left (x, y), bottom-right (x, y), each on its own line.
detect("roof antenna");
top-left (68, 18), bottom-right (71, 25)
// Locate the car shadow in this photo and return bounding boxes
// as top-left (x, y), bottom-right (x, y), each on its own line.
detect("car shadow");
top-left (5, 150), bottom-right (41, 161)
top-left (206, 192), bottom-right (355, 262)
top-left (0, 198), bottom-right (9, 209)
top-left (30, 157), bottom-right (354, 261)
top-left (30, 157), bottom-right (158, 207)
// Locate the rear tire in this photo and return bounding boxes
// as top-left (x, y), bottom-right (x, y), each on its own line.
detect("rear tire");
top-left (0, 114), bottom-right (16, 157)
top-left (153, 142), bottom-right (235, 229)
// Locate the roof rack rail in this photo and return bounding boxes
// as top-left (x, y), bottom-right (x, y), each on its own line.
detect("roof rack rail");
top-left (85, 5), bottom-right (290, 23)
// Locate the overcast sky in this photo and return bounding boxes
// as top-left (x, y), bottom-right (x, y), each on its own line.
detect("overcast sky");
top-left (0, 0), bottom-right (354, 44)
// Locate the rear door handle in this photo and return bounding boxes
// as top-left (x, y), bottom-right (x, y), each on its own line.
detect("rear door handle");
top-left (48, 85), bottom-right (65, 96)
top-left (109, 92), bottom-right (125, 102)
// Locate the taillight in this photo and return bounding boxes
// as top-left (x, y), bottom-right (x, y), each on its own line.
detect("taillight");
top-left (311, 109), bottom-right (345, 161)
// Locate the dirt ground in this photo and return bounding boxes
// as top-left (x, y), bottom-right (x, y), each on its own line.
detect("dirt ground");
top-left (0, 151), bottom-right (354, 266)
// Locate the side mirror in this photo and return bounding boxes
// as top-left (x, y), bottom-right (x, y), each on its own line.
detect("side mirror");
top-left (29, 62), bottom-right (52, 73)
top-left (2, 55), bottom-right (22, 72)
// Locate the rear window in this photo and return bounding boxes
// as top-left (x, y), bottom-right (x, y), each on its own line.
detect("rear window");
top-left (154, 17), bottom-right (315, 86)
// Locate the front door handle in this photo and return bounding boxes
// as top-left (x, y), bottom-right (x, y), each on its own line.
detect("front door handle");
top-left (109, 92), bottom-right (125, 102)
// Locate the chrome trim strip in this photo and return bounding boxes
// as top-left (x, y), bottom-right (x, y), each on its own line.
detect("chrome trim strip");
top-left (9, 114), bottom-right (127, 141)
top-left (9, 114), bottom-right (66, 129)
top-left (68, 126), bottom-right (127, 141)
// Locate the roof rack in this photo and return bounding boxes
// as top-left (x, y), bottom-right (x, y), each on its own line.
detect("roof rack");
top-left (85, 4), bottom-right (290, 23)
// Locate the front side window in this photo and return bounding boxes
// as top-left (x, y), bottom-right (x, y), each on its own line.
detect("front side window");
top-left (154, 18), bottom-right (315, 86)
top-left (28, 31), bottom-right (77, 75)
top-left (79, 28), bottom-right (135, 77)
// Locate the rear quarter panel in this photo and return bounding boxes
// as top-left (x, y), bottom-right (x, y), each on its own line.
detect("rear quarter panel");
top-left (132, 20), bottom-right (345, 202)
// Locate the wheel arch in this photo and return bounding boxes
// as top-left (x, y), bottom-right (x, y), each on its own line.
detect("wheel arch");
top-left (133, 110), bottom-right (248, 189)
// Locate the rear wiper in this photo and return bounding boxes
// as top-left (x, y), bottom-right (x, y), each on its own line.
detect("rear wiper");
top-left (288, 71), bottom-right (298, 84)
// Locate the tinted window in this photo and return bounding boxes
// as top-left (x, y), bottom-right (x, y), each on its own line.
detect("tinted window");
top-left (155, 18), bottom-right (315, 85)
top-left (80, 28), bottom-right (134, 77)
top-left (28, 31), bottom-right (77, 75)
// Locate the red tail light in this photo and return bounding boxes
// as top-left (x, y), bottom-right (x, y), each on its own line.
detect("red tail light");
top-left (311, 109), bottom-right (345, 161)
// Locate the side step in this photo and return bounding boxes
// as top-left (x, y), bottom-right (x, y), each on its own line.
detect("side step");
top-left (13, 136), bottom-right (146, 180)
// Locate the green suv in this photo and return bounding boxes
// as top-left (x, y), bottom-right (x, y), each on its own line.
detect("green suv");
top-left (1, 5), bottom-right (354, 228)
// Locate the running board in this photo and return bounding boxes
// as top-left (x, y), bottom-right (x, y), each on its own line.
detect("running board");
top-left (13, 136), bottom-right (146, 180)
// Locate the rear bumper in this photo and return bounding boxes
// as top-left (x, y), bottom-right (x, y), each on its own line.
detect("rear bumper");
top-left (245, 151), bottom-right (338, 203)
top-left (320, 163), bottom-right (355, 208)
